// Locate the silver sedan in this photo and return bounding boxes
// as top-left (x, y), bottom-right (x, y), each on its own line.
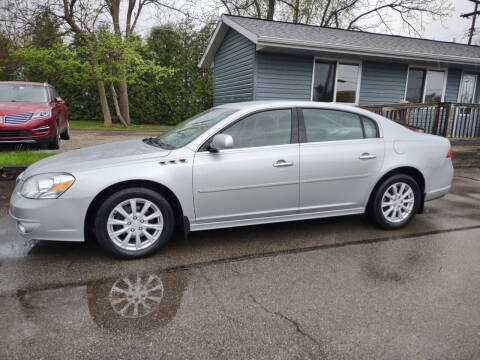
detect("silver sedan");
top-left (9, 101), bottom-right (453, 258)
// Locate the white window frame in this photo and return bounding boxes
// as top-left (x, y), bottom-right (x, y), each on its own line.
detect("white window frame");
top-left (310, 57), bottom-right (362, 105)
top-left (404, 65), bottom-right (448, 103)
top-left (457, 71), bottom-right (480, 104)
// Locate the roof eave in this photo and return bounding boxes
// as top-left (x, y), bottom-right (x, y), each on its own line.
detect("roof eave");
top-left (257, 36), bottom-right (480, 66)
top-left (198, 15), bottom-right (259, 69)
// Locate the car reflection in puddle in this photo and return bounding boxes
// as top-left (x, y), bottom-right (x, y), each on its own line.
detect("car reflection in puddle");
top-left (16, 270), bottom-right (189, 333)
top-left (109, 274), bottom-right (165, 319)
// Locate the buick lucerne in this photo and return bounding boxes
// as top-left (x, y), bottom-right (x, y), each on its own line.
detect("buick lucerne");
top-left (9, 101), bottom-right (453, 258)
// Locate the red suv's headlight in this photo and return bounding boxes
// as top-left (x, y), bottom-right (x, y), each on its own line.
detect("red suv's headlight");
top-left (31, 110), bottom-right (52, 120)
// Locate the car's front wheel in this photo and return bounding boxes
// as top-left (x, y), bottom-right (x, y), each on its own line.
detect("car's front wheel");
top-left (94, 188), bottom-right (175, 259)
top-left (368, 174), bottom-right (421, 230)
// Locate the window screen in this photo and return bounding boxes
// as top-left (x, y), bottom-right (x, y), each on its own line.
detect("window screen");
top-left (335, 63), bottom-right (359, 103)
top-left (424, 70), bottom-right (445, 103)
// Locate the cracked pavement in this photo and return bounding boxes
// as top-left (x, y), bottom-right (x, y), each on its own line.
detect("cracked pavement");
top-left (0, 169), bottom-right (479, 359)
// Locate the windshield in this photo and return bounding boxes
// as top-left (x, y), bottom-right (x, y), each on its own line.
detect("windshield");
top-left (154, 107), bottom-right (238, 149)
top-left (0, 84), bottom-right (48, 102)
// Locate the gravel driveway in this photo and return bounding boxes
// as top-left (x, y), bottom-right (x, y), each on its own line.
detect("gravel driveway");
top-left (49, 129), bottom-right (163, 153)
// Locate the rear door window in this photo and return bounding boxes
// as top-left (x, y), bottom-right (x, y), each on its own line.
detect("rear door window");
top-left (302, 109), bottom-right (364, 142)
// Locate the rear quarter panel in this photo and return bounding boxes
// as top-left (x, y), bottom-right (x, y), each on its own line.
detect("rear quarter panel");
top-left (374, 117), bottom-right (453, 198)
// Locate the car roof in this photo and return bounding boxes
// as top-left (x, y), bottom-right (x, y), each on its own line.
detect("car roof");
top-left (217, 100), bottom-right (363, 113)
top-left (0, 81), bottom-right (49, 87)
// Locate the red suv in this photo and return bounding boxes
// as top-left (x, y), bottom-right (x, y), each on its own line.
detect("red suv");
top-left (0, 81), bottom-right (70, 149)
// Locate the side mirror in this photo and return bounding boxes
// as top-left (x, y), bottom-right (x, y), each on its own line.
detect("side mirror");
top-left (54, 97), bottom-right (64, 103)
top-left (209, 134), bottom-right (233, 152)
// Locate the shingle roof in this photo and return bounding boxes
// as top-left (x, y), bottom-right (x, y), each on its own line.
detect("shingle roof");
top-left (227, 15), bottom-right (480, 59)
top-left (199, 14), bottom-right (480, 68)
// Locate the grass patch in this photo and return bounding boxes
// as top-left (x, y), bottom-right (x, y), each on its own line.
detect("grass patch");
top-left (0, 152), bottom-right (54, 167)
top-left (70, 120), bottom-right (172, 132)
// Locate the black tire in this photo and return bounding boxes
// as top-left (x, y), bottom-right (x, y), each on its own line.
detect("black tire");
top-left (60, 120), bottom-right (70, 140)
top-left (367, 174), bottom-right (421, 230)
top-left (48, 122), bottom-right (60, 150)
top-left (94, 187), bottom-right (175, 259)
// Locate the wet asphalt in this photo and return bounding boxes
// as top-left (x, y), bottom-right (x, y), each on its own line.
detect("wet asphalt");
top-left (0, 169), bottom-right (479, 359)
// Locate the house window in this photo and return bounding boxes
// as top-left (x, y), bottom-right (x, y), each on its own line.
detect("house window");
top-left (405, 67), bottom-right (446, 103)
top-left (312, 61), bottom-right (336, 102)
top-left (312, 60), bottom-right (361, 104)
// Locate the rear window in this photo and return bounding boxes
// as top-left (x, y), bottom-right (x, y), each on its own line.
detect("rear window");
top-left (0, 84), bottom-right (48, 102)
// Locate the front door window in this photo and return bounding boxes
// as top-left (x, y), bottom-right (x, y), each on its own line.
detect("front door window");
top-left (459, 74), bottom-right (477, 104)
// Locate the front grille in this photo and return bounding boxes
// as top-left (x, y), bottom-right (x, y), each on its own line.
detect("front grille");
top-left (5, 112), bottom-right (34, 125)
top-left (0, 130), bottom-right (33, 138)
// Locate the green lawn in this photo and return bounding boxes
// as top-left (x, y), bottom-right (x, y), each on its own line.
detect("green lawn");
top-left (0, 152), bottom-right (54, 167)
top-left (70, 120), bottom-right (172, 132)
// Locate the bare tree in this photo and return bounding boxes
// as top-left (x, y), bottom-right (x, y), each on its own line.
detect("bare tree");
top-left (217, 0), bottom-right (452, 36)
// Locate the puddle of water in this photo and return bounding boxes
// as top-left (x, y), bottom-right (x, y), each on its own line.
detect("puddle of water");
top-left (11, 270), bottom-right (189, 333)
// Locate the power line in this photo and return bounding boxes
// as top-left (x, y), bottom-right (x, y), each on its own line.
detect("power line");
top-left (461, 0), bottom-right (480, 45)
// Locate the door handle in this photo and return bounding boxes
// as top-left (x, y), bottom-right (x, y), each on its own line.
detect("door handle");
top-left (273, 160), bottom-right (294, 167)
top-left (359, 153), bottom-right (376, 160)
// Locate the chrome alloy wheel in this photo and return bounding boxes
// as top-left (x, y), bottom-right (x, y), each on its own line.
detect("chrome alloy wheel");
top-left (109, 273), bottom-right (164, 318)
top-left (381, 182), bottom-right (415, 223)
top-left (107, 198), bottom-right (164, 251)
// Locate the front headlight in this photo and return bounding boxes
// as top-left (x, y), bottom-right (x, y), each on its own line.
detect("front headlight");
top-left (16, 171), bottom-right (25, 185)
top-left (21, 173), bottom-right (75, 199)
top-left (31, 110), bottom-right (52, 120)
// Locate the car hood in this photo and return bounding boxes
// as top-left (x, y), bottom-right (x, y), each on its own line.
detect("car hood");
top-left (24, 139), bottom-right (171, 176)
top-left (0, 102), bottom-right (49, 116)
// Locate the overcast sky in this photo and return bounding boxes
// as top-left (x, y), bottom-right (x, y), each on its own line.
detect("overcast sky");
top-left (419, 1), bottom-right (477, 44)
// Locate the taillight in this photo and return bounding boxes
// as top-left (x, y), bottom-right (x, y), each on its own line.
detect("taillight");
top-left (446, 147), bottom-right (452, 158)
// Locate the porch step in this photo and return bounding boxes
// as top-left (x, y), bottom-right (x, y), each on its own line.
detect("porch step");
top-left (452, 147), bottom-right (480, 168)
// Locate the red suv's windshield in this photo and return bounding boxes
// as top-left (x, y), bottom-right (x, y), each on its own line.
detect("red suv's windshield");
top-left (0, 84), bottom-right (48, 102)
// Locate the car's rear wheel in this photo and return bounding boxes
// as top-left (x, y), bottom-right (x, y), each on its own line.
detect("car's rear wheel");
top-left (94, 188), bottom-right (175, 259)
top-left (48, 122), bottom-right (60, 149)
top-left (60, 120), bottom-right (70, 140)
top-left (368, 174), bottom-right (421, 230)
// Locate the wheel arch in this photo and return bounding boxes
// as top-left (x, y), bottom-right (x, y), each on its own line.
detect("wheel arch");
top-left (367, 166), bottom-right (426, 214)
top-left (84, 179), bottom-right (185, 241)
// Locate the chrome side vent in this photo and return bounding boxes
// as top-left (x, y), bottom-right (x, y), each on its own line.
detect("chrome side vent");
top-left (159, 159), bottom-right (188, 166)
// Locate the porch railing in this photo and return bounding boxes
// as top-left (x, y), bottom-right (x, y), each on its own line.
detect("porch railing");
top-left (361, 102), bottom-right (480, 139)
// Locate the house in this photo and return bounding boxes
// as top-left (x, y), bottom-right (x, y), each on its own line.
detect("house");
top-left (199, 15), bottom-right (480, 138)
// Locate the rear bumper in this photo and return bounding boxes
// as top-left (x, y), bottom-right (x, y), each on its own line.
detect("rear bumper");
top-left (425, 185), bottom-right (451, 201)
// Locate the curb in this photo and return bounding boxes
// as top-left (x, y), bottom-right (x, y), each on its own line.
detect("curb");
top-left (0, 166), bottom-right (27, 181)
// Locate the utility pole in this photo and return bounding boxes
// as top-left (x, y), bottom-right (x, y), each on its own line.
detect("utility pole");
top-left (461, 0), bottom-right (480, 45)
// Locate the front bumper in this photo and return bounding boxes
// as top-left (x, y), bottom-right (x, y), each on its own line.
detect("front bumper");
top-left (0, 117), bottom-right (55, 143)
top-left (9, 186), bottom-right (86, 242)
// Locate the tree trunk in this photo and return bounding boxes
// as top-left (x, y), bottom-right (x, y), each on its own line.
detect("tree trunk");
top-left (97, 79), bottom-right (112, 126)
top-left (267, 0), bottom-right (275, 20)
top-left (110, 82), bottom-right (128, 128)
top-left (293, 0), bottom-right (299, 23)
top-left (118, 76), bottom-right (130, 124)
